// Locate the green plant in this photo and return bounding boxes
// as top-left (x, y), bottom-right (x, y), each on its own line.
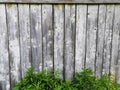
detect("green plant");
top-left (72, 68), bottom-right (95, 90)
top-left (13, 68), bottom-right (65, 90)
top-left (13, 68), bottom-right (120, 90)
top-left (72, 68), bottom-right (120, 90)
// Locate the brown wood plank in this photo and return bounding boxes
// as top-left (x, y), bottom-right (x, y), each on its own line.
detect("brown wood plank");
top-left (0, 0), bottom-right (120, 4)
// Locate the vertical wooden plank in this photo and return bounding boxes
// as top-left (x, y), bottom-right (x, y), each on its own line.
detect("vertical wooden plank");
top-left (6, 4), bottom-right (21, 88)
top-left (54, 5), bottom-right (64, 78)
top-left (117, 33), bottom-right (120, 83)
top-left (65, 5), bottom-right (75, 79)
top-left (30, 5), bottom-right (42, 72)
top-left (75, 5), bottom-right (87, 72)
top-left (85, 5), bottom-right (98, 72)
top-left (102, 5), bottom-right (114, 75)
top-left (42, 5), bottom-right (53, 70)
top-left (18, 4), bottom-right (31, 78)
top-left (111, 5), bottom-right (120, 82)
top-left (0, 4), bottom-right (10, 90)
top-left (95, 5), bottom-right (106, 77)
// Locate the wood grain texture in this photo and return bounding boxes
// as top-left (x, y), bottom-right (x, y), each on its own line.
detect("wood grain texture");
top-left (0, 3), bottom-right (120, 89)
top-left (6, 4), bottom-right (21, 88)
top-left (30, 5), bottom-right (42, 72)
top-left (18, 4), bottom-right (31, 78)
top-left (102, 5), bottom-right (114, 75)
top-left (112, 5), bottom-right (120, 82)
top-left (85, 5), bottom-right (98, 72)
top-left (42, 5), bottom-right (53, 70)
top-left (0, 4), bottom-right (10, 90)
top-left (117, 31), bottom-right (120, 83)
top-left (75, 5), bottom-right (87, 72)
top-left (0, 0), bottom-right (120, 3)
top-left (54, 5), bottom-right (64, 78)
top-left (95, 5), bottom-right (106, 77)
top-left (65, 5), bottom-right (75, 79)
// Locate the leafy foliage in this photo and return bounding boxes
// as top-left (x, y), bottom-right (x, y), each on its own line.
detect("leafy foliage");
top-left (72, 69), bottom-right (120, 90)
top-left (13, 68), bottom-right (120, 90)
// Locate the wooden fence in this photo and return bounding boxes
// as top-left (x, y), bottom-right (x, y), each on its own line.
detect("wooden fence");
top-left (0, 0), bottom-right (120, 90)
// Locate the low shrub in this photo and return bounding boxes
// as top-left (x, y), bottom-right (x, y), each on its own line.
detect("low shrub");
top-left (13, 68), bottom-right (120, 90)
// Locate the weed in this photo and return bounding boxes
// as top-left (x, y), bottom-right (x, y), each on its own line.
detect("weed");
top-left (13, 68), bottom-right (120, 90)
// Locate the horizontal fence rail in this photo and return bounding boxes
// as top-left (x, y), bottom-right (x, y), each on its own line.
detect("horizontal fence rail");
top-left (0, 0), bottom-right (120, 3)
top-left (0, 3), bottom-right (120, 90)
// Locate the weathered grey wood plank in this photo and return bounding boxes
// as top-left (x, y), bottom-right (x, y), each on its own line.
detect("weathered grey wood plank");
top-left (18, 4), bottom-right (31, 78)
top-left (0, 3), bottom-right (120, 89)
top-left (42, 5), bottom-right (53, 70)
top-left (85, 5), bottom-right (98, 72)
top-left (75, 5), bottom-right (87, 72)
top-left (6, 4), bottom-right (21, 88)
top-left (0, 4), bottom-right (10, 90)
top-left (117, 31), bottom-right (120, 83)
top-left (95, 5), bottom-right (106, 77)
top-left (30, 5), bottom-right (42, 72)
top-left (54, 5), bottom-right (64, 78)
top-left (0, 0), bottom-right (120, 4)
top-left (111, 5), bottom-right (120, 82)
top-left (102, 5), bottom-right (114, 75)
top-left (65, 5), bottom-right (75, 79)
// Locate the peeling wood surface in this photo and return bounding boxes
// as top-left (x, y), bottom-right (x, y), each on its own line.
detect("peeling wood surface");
top-left (0, 0), bottom-right (120, 3)
top-left (6, 4), bottom-right (21, 89)
top-left (0, 3), bottom-right (120, 89)
top-left (0, 4), bottom-right (10, 90)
